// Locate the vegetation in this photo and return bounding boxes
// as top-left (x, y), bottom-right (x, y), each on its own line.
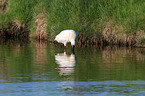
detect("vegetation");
top-left (0, 0), bottom-right (144, 45)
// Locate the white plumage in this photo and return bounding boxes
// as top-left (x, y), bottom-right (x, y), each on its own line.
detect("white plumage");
top-left (55, 30), bottom-right (78, 49)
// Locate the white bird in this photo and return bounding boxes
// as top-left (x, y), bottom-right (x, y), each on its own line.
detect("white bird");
top-left (55, 30), bottom-right (78, 51)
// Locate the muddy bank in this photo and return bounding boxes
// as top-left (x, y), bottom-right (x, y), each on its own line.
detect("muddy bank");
top-left (75, 30), bottom-right (145, 48)
top-left (0, 26), bottom-right (145, 48)
top-left (0, 21), bottom-right (28, 39)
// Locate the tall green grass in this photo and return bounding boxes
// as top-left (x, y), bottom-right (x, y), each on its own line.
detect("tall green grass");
top-left (0, 0), bottom-right (144, 41)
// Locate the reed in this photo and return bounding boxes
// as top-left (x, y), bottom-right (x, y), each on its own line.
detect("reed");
top-left (0, 0), bottom-right (144, 45)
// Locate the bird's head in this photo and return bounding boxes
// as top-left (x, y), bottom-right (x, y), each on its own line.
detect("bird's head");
top-left (71, 40), bottom-right (76, 46)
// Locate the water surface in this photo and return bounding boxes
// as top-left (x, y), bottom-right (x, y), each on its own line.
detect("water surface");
top-left (0, 40), bottom-right (145, 96)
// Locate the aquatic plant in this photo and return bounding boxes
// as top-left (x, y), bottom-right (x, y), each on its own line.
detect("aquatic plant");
top-left (0, 0), bottom-right (144, 45)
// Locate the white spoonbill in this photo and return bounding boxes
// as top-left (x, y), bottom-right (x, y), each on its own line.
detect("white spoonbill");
top-left (55, 30), bottom-right (78, 51)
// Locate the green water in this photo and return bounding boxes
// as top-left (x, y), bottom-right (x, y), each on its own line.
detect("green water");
top-left (0, 40), bottom-right (145, 96)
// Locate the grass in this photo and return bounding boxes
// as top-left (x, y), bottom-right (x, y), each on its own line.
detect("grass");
top-left (0, 0), bottom-right (144, 45)
top-left (138, 38), bottom-right (145, 44)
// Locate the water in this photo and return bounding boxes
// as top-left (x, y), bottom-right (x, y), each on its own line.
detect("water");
top-left (0, 40), bottom-right (145, 96)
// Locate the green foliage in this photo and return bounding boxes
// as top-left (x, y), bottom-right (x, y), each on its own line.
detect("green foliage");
top-left (0, 0), bottom-right (144, 40)
top-left (0, 13), bottom-right (11, 28)
top-left (7, 0), bottom-right (38, 24)
top-left (139, 38), bottom-right (145, 44)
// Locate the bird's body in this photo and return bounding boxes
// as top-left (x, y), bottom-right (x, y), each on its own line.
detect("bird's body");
top-left (55, 30), bottom-right (78, 51)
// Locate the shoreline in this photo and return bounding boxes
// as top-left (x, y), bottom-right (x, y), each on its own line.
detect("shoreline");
top-left (0, 31), bottom-right (145, 48)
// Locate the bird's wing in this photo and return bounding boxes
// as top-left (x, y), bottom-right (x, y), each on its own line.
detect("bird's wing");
top-left (55, 32), bottom-right (69, 42)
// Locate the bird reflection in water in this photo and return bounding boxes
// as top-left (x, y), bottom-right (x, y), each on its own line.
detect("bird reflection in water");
top-left (55, 51), bottom-right (77, 77)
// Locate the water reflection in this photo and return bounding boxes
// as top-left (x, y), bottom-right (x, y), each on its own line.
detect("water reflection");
top-left (0, 58), bottom-right (9, 82)
top-left (0, 40), bottom-right (145, 95)
top-left (55, 51), bottom-right (77, 77)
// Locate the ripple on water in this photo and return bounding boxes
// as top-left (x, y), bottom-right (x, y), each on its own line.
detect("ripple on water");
top-left (0, 81), bottom-right (145, 96)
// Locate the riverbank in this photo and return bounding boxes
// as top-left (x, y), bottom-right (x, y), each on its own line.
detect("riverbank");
top-left (0, 0), bottom-right (144, 46)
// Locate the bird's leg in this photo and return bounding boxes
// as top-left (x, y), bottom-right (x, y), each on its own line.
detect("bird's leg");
top-left (63, 42), bottom-right (66, 50)
top-left (60, 44), bottom-right (64, 52)
top-left (61, 44), bottom-right (64, 48)
top-left (64, 45), bottom-right (66, 51)
top-left (72, 45), bottom-right (75, 54)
